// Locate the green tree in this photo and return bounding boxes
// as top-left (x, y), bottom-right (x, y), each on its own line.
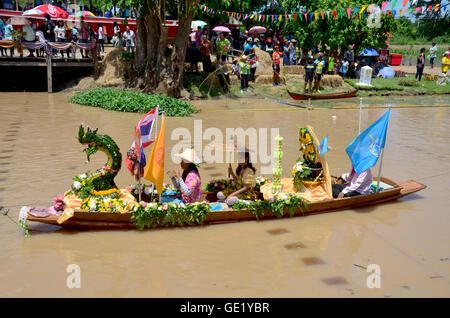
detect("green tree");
top-left (413, 0), bottom-right (449, 41)
top-left (92, 0), bottom-right (195, 98)
top-left (280, 0), bottom-right (396, 51)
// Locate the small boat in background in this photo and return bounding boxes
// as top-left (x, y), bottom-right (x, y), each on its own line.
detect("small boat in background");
top-left (287, 88), bottom-right (359, 100)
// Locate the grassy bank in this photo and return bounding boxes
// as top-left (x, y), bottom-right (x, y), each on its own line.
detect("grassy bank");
top-left (345, 78), bottom-right (450, 96)
top-left (70, 88), bottom-right (199, 116)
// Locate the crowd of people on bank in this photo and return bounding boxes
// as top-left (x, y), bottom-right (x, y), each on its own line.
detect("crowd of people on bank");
top-left (187, 26), bottom-right (380, 92)
top-left (1, 1), bottom-right (132, 19)
top-left (415, 43), bottom-right (450, 82)
top-left (0, 12), bottom-right (138, 58)
top-left (187, 25), bottom-right (450, 92)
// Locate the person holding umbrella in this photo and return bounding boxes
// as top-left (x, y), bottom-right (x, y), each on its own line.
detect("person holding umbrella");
top-left (216, 32), bottom-right (230, 63)
top-left (78, 16), bottom-right (92, 58)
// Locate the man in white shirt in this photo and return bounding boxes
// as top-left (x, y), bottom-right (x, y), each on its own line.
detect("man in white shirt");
top-left (429, 43), bottom-right (437, 69)
top-left (123, 26), bottom-right (135, 53)
top-left (332, 167), bottom-right (373, 199)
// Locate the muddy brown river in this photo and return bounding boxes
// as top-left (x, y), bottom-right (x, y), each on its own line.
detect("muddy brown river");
top-left (0, 93), bottom-right (449, 297)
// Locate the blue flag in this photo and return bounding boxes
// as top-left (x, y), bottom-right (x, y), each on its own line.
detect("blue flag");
top-left (319, 136), bottom-right (328, 156)
top-left (346, 109), bottom-right (390, 174)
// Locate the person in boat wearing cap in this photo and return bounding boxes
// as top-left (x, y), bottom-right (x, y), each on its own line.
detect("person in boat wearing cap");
top-left (167, 148), bottom-right (202, 204)
top-left (218, 149), bottom-right (257, 205)
top-left (304, 55), bottom-right (315, 93)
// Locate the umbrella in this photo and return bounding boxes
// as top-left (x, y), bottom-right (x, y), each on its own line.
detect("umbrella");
top-left (212, 26), bottom-right (231, 33)
top-left (379, 66), bottom-right (395, 78)
top-left (23, 4), bottom-right (69, 19)
top-left (75, 11), bottom-right (96, 18)
top-left (359, 48), bottom-right (379, 57)
top-left (249, 26), bottom-right (266, 34)
top-left (191, 20), bottom-right (207, 29)
top-left (6, 17), bottom-right (30, 26)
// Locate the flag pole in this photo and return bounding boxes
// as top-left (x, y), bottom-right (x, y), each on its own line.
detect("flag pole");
top-left (358, 97), bottom-right (362, 134)
top-left (376, 147), bottom-right (385, 192)
top-left (151, 105), bottom-right (160, 201)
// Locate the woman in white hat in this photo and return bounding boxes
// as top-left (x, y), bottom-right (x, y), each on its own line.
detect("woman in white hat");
top-left (167, 148), bottom-right (202, 203)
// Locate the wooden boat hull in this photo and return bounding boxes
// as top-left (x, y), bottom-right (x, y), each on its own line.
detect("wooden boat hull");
top-left (287, 88), bottom-right (358, 100)
top-left (26, 178), bottom-right (426, 230)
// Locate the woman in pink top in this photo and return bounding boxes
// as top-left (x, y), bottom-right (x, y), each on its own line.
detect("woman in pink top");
top-left (168, 148), bottom-right (202, 203)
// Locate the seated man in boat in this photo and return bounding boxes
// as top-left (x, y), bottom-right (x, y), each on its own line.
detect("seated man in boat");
top-left (332, 166), bottom-right (373, 199)
top-left (167, 148), bottom-right (202, 203)
top-left (218, 150), bottom-right (258, 205)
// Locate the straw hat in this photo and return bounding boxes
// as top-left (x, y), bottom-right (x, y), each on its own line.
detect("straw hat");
top-left (175, 148), bottom-right (201, 165)
top-left (240, 55), bottom-right (248, 61)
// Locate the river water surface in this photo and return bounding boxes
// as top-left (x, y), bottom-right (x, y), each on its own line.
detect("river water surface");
top-left (0, 93), bottom-right (449, 297)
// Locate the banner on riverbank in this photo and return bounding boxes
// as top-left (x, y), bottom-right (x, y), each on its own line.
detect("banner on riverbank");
top-left (193, 1), bottom-right (447, 24)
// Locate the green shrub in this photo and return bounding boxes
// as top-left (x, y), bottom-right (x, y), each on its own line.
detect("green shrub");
top-left (70, 88), bottom-right (199, 117)
top-left (398, 78), bottom-right (420, 87)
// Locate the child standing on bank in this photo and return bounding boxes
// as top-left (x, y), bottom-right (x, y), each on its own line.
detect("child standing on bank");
top-left (272, 45), bottom-right (283, 86)
top-left (239, 55), bottom-right (251, 93)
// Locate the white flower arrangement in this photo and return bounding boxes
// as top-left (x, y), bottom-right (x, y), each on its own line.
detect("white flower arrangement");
top-left (89, 201), bottom-right (97, 210)
top-left (73, 181), bottom-right (82, 190)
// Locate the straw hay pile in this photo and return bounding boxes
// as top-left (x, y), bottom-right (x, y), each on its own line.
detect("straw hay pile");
top-left (282, 74), bottom-right (344, 87)
top-left (320, 75), bottom-right (344, 87)
top-left (255, 75), bottom-right (286, 84)
top-left (281, 65), bottom-right (305, 75)
top-left (255, 48), bottom-right (275, 76)
top-left (96, 48), bottom-right (127, 87)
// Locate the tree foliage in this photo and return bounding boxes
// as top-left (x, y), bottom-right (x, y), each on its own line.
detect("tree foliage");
top-left (280, 0), bottom-right (396, 50)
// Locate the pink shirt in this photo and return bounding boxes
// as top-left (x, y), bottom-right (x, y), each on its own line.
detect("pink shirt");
top-left (182, 171), bottom-right (202, 203)
top-left (341, 169), bottom-right (373, 195)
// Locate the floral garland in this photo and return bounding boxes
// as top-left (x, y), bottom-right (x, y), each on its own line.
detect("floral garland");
top-left (81, 197), bottom-right (128, 213)
top-left (232, 193), bottom-right (308, 220)
top-left (131, 201), bottom-right (211, 230)
top-left (70, 173), bottom-right (120, 199)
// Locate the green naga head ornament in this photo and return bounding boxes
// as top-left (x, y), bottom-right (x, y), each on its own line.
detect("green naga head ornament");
top-left (72, 124), bottom-right (123, 198)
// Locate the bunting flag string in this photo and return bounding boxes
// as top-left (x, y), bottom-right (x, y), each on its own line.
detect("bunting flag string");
top-left (191, 1), bottom-right (447, 25)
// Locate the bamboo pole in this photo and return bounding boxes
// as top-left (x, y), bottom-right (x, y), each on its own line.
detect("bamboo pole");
top-left (358, 97), bottom-right (362, 134)
top-left (376, 147), bottom-right (385, 193)
top-left (47, 54), bottom-right (52, 93)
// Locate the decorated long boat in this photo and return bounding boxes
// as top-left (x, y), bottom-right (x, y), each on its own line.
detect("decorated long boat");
top-left (20, 123), bottom-right (426, 233)
top-left (287, 88), bottom-right (359, 100)
top-left (25, 177), bottom-right (425, 230)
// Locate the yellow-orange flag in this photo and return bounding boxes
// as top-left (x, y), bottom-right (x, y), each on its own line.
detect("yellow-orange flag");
top-left (143, 114), bottom-right (165, 194)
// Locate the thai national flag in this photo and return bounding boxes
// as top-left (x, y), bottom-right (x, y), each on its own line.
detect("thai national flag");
top-left (135, 108), bottom-right (157, 167)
